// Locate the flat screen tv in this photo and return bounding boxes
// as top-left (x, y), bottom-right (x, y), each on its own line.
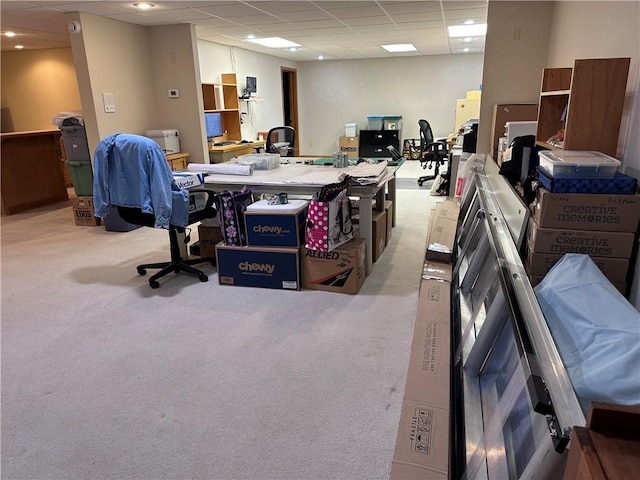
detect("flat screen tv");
top-left (204, 112), bottom-right (223, 139)
top-left (246, 76), bottom-right (257, 94)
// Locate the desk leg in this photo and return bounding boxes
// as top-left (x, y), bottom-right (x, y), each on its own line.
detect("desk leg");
top-left (359, 194), bottom-right (374, 275)
top-left (387, 175), bottom-right (397, 227)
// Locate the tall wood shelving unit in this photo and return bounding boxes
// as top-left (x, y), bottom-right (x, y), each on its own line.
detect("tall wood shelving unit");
top-left (535, 57), bottom-right (630, 157)
top-left (201, 73), bottom-right (242, 141)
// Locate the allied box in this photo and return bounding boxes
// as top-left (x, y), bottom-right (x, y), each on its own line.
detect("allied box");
top-left (302, 237), bottom-right (366, 294)
top-left (216, 244), bottom-right (300, 290)
top-left (526, 249), bottom-right (629, 283)
top-left (425, 198), bottom-right (460, 263)
top-left (527, 219), bottom-right (634, 258)
top-left (198, 225), bottom-right (224, 257)
top-left (372, 210), bottom-right (387, 262)
top-left (71, 196), bottom-right (101, 226)
top-left (339, 136), bottom-right (359, 159)
top-left (534, 188), bottom-right (640, 232)
top-left (244, 199), bottom-right (308, 247)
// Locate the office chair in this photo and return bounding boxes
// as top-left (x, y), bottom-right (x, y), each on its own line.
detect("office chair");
top-left (93, 133), bottom-right (218, 288)
top-left (416, 119), bottom-right (449, 187)
top-left (266, 126), bottom-right (296, 157)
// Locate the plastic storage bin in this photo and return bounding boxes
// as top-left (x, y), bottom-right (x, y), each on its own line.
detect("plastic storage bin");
top-left (367, 116), bottom-right (384, 130)
top-left (538, 150), bottom-right (621, 178)
top-left (66, 160), bottom-right (94, 196)
top-left (383, 116), bottom-right (403, 131)
top-left (235, 153), bottom-right (280, 170)
top-left (345, 123), bottom-right (358, 137)
top-left (60, 125), bottom-right (90, 161)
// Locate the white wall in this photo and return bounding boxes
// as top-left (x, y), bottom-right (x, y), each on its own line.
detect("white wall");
top-left (197, 42), bottom-right (483, 156)
top-left (297, 54), bottom-right (483, 156)
top-left (478, 1), bottom-right (554, 154)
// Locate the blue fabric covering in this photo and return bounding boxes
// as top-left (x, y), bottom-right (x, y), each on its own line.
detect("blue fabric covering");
top-left (534, 254), bottom-right (640, 412)
top-left (536, 167), bottom-right (637, 194)
top-left (93, 133), bottom-right (188, 228)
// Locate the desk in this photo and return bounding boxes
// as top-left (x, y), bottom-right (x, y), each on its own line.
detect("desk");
top-left (203, 160), bottom-right (399, 275)
top-left (165, 152), bottom-right (189, 171)
top-left (208, 141), bottom-right (265, 163)
top-left (1, 129), bottom-right (68, 215)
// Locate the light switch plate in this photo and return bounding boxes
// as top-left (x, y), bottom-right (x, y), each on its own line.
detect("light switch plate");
top-left (102, 92), bottom-right (116, 113)
top-left (168, 89), bottom-right (180, 98)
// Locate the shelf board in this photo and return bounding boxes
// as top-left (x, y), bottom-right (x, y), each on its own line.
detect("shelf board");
top-left (535, 140), bottom-right (563, 150)
top-left (540, 90), bottom-right (571, 96)
top-left (203, 109), bottom-right (240, 113)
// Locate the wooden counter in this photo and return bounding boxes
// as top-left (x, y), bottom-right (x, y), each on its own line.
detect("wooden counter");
top-left (1, 129), bottom-right (69, 215)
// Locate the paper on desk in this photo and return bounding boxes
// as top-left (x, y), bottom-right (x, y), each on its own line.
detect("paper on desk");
top-left (285, 170), bottom-right (347, 185)
top-left (348, 160), bottom-right (388, 185)
top-left (187, 162), bottom-right (254, 176)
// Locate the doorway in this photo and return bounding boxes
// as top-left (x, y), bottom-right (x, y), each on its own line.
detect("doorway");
top-left (281, 67), bottom-right (299, 155)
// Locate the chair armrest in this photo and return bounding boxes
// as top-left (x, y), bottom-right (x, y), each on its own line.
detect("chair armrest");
top-left (188, 188), bottom-right (218, 213)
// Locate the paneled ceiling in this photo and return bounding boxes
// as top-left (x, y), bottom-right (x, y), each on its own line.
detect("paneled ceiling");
top-left (1, 1), bottom-right (487, 61)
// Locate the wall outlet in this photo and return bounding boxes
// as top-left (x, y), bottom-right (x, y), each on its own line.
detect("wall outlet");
top-left (168, 88), bottom-right (180, 98)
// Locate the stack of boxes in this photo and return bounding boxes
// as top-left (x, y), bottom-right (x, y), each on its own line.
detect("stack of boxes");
top-left (525, 151), bottom-right (640, 294)
top-left (352, 199), bottom-right (393, 263)
top-left (339, 123), bottom-right (359, 162)
top-left (59, 120), bottom-right (100, 227)
top-left (215, 199), bottom-right (308, 291)
top-left (211, 194), bottom-right (370, 294)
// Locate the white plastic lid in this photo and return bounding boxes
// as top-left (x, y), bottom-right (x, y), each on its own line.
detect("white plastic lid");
top-left (538, 150), bottom-right (620, 167)
top-left (246, 199), bottom-right (309, 213)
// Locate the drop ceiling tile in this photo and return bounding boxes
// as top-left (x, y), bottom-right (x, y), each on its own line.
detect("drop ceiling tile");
top-left (379, 1), bottom-right (443, 14)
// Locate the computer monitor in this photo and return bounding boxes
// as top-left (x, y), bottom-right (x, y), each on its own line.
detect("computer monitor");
top-left (246, 76), bottom-right (257, 94)
top-left (204, 112), bottom-right (223, 139)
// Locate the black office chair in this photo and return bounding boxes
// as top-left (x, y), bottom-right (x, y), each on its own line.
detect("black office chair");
top-left (93, 133), bottom-right (218, 288)
top-left (416, 119), bottom-right (449, 187)
top-left (266, 126), bottom-right (296, 157)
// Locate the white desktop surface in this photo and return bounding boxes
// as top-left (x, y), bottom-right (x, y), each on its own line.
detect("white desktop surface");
top-left (203, 159), bottom-right (399, 274)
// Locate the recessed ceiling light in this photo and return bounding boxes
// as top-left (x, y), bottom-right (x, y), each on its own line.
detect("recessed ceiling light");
top-left (289, 47), bottom-right (297, 52)
top-left (381, 43), bottom-right (417, 53)
top-left (448, 24), bottom-right (487, 38)
top-left (463, 37), bottom-right (473, 43)
top-left (317, 55), bottom-right (324, 60)
top-left (246, 34), bottom-right (255, 40)
top-left (132, 2), bottom-right (155, 10)
top-left (464, 20), bottom-right (475, 25)
top-left (245, 37), bottom-right (300, 49)
top-left (463, 47), bottom-right (471, 53)
top-left (4, 31), bottom-right (17, 37)
top-left (14, 45), bottom-right (24, 49)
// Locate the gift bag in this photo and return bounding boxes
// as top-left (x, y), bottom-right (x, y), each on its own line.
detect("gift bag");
top-left (305, 176), bottom-right (353, 252)
top-left (217, 188), bottom-right (254, 246)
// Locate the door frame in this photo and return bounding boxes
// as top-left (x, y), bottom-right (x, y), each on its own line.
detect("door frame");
top-left (281, 67), bottom-right (299, 155)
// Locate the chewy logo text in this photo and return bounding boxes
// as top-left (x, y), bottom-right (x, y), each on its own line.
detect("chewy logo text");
top-left (239, 261), bottom-right (275, 274)
top-left (253, 225), bottom-right (283, 235)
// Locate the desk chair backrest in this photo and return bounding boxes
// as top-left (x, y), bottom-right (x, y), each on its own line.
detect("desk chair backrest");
top-left (93, 133), bottom-right (189, 229)
top-left (266, 126), bottom-right (296, 157)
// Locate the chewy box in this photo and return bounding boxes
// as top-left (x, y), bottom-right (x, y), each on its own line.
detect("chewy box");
top-left (216, 244), bottom-right (300, 290)
top-left (244, 199), bottom-right (308, 247)
top-left (302, 237), bottom-right (366, 294)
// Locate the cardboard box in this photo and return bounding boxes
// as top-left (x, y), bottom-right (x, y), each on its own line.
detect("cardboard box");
top-left (172, 171), bottom-right (204, 190)
top-left (425, 198), bottom-right (460, 263)
top-left (384, 200), bottom-right (393, 245)
top-left (339, 136), bottom-right (359, 159)
top-left (216, 244), bottom-right (300, 290)
top-left (534, 188), bottom-right (640, 232)
top-left (71, 196), bottom-right (101, 226)
top-left (391, 278), bottom-right (451, 479)
top-left (527, 218), bottom-right (634, 258)
top-left (198, 225), bottom-right (224, 257)
top-left (526, 248), bottom-right (629, 283)
top-left (302, 237), bottom-right (366, 294)
top-left (244, 199), bottom-right (308, 247)
top-left (372, 210), bottom-right (386, 262)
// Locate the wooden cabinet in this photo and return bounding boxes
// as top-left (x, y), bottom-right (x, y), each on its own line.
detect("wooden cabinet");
top-left (536, 58), bottom-right (630, 157)
top-left (1, 130), bottom-right (69, 215)
top-left (490, 103), bottom-right (538, 160)
top-left (201, 73), bottom-right (241, 142)
top-left (165, 152), bottom-right (189, 171)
